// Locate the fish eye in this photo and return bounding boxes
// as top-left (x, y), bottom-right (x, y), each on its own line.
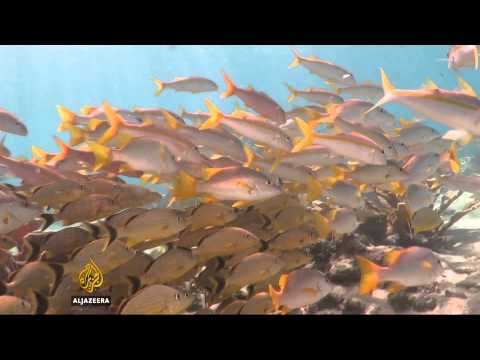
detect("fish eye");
top-left (184, 292), bottom-right (189, 297)
top-left (175, 293), bottom-right (180, 300)
top-left (266, 179), bottom-right (272, 185)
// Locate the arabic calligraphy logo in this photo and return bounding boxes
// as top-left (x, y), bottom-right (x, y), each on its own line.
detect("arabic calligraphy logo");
top-left (78, 259), bottom-right (104, 294)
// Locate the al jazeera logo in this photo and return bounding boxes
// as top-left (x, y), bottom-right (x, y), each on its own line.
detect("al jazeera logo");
top-left (71, 259), bottom-right (112, 307)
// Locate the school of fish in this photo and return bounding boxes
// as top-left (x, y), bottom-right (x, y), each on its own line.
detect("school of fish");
top-left (0, 45), bottom-right (479, 315)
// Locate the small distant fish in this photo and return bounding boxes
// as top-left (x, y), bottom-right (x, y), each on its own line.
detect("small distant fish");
top-left (324, 181), bottom-right (365, 209)
top-left (154, 76), bottom-right (218, 95)
top-left (119, 284), bottom-right (193, 315)
top-left (187, 203), bottom-right (239, 231)
top-left (271, 206), bottom-right (314, 233)
top-left (411, 207), bottom-right (443, 234)
top-left (329, 207), bottom-right (359, 236)
top-left (117, 208), bottom-right (189, 248)
top-left (405, 184), bottom-right (435, 214)
top-left (440, 174), bottom-right (480, 196)
top-left (294, 118), bottom-right (388, 166)
top-left (192, 226), bottom-right (261, 262)
top-left (0, 109), bottom-right (28, 136)
top-left (368, 69), bottom-right (480, 138)
top-left (285, 106), bottom-right (327, 121)
top-left (268, 225), bottom-right (322, 251)
top-left (273, 249), bottom-right (314, 272)
top-left (0, 191), bottom-right (42, 235)
top-left (447, 45), bottom-right (478, 70)
top-left (356, 246), bottom-right (443, 295)
top-left (221, 252), bottom-right (285, 296)
top-left (39, 226), bottom-right (96, 261)
top-left (221, 72), bottom-right (286, 125)
top-left (285, 84), bottom-right (343, 105)
top-left (330, 82), bottom-right (384, 102)
top-left (349, 163), bottom-right (407, 185)
top-left (268, 268), bottom-right (332, 314)
top-left (29, 179), bottom-right (87, 209)
top-left (172, 167), bottom-right (283, 204)
top-left (392, 120), bottom-right (441, 146)
top-left (289, 48), bottom-right (356, 86)
top-left (310, 99), bottom-right (396, 132)
top-left (140, 248), bottom-right (198, 286)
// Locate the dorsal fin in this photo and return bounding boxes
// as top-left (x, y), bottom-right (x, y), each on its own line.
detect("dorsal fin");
top-left (422, 78), bottom-right (439, 90)
top-left (457, 77), bottom-right (477, 97)
top-left (201, 167), bottom-right (225, 181)
top-left (383, 249), bottom-right (403, 266)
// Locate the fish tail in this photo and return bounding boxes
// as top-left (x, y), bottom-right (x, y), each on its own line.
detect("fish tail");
top-left (160, 110), bottom-right (178, 130)
top-left (31, 145), bottom-right (50, 162)
top-left (53, 136), bottom-right (71, 160)
top-left (285, 83), bottom-right (297, 103)
top-left (364, 68), bottom-right (397, 116)
top-left (154, 79), bottom-right (164, 96)
top-left (288, 47), bottom-right (301, 69)
top-left (329, 82), bottom-right (341, 95)
top-left (200, 99), bottom-right (223, 130)
top-left (88, 118), bottom-right (105, 131)
top-left (172, 170), bottom-right (198, 199)
top-left (355, 255), bottom-right (384, 295)
top-left (442, 143), bottom-right (461, 174)
top-left (97, 101), bottom-right (123, 145)
top-left (221, 71), bottom-right (236, 99)
top-left (56, 105), bottom-right (77, 132)
top-left (268, 284), bottom-right (282, 311)
top-left (87, 141), bottom-right (112, 171)
top-left (67, 126), bottom-right (87, 146)
top-left (292, 117), bottom-right (314, 153)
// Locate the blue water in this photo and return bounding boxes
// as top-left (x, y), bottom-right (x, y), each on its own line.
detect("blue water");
top-left (0, 45), bottom-right (479, 158)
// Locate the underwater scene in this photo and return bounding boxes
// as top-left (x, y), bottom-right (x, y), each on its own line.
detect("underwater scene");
top-left (1, 45), bottom-right (480, 315)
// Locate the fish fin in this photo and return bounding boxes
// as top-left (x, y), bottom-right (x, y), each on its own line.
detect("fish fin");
top-left (172, 171), bottom-right (198, 199)
top-left (288, 47), bottom-right (301, 69)
top-left (160, 110), bottom-right (178, 129)
top-left (154, 79), bottom-right (164, 96)
top-left (383, 249), bottom-right (403, 266)
top-left (200, 99), bottom-right (223, 130)
top-left (243, 144), bottom-right (255, 168)
top-left (202, 167), bottom-right (224, 181)
top-left (53, 136), bottom-right (71, 160)
top-left (67, 126), bottom-right (86, 146)
top-left (457, 77), bottom-right (477, 97)
top-left (232, 200), bottom-right (254, 209)
top-left (441, 143), bottom-right (460, 174)
top-left (31, 145), bottom-right (49, 161)
top-left (364, 68), bottom-right (396, 116)
top-left (278, 274), bottom-right (289, 290)
top-left (387, 282), bottom-right (405, 294)
top-left (355, 255), bottom-right (383, 295)
top-left (421, 260), bottom-right (433, 270)
top-left (314, 212), bottom-right (330, 239)
top-left (98, 101), bottom-right (124, 145)
top-left (285, 83), bottom-right (297, 103)
top-left (87, 141), bottom-right (112, 171)
top-left (268, 284), bottom-right (282, 311)
top-left (88, 118), bottom-right (105, 131)
top-left (40, 213), bottom-right (57, 231)
top-left (422, 78), bottom-right (439, 90)
top-left (140, 173), bottom-right (153, 184)
top-left (80, 105), bottom-right (97, 116)
top-left (292, 117), bottom-right (314, 153)
top-left (56, 105), bottom-right (76, 131)
top-left (115, 132), bottom-right (133, 150)
top-left (0, 134), bottom-right (6, 146)
top-left (221, 71), bottom-right (236, 99)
